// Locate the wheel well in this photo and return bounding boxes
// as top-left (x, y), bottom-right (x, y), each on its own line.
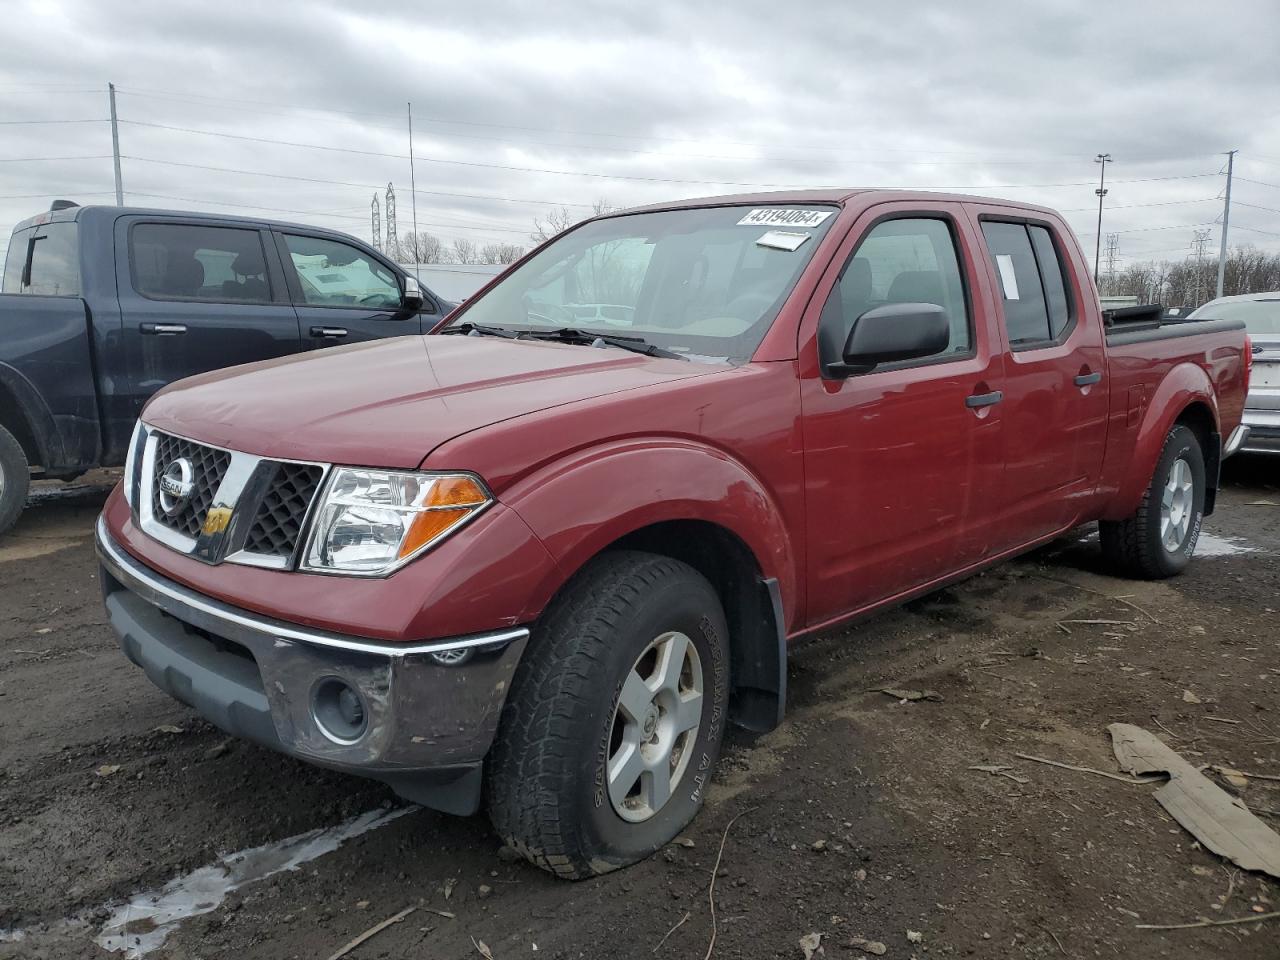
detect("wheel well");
top-left (0, 383), bottom-right (41, 469)
top-left (1175, 401), bottom-right (1220, 515)
top-left (609, 520), bottom-right (785, 732)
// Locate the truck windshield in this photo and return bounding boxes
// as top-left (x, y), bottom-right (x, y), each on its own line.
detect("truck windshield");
top-left (445, 204), bottom-right (839, 361)
top-left (1, 221), bottom-right (81, 296)
top-left (1188, 297), bottom-right (1280, 336)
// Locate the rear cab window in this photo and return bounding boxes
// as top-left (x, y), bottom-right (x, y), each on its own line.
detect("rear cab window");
top-left (2, 221), bottom-right (81, 296)
top-left (130, 223), bottom-right (273, 303)
top-left (980, 220), bottom-right (1075, 348)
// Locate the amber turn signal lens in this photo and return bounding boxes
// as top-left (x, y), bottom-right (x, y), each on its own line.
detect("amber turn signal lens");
top-left (426, 475), bottom-right (489, 507)
top-left (398, 507), bottom-right (472, 558)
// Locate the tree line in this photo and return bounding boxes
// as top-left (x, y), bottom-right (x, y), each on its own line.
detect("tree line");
top-left (391, 232), bottom-right (525, 266)
top-left (1099, 245), bottom-right (1280, 308)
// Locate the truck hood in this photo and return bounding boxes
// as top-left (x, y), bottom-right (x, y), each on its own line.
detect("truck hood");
top-left (142, 334), bottom-right (718, 469)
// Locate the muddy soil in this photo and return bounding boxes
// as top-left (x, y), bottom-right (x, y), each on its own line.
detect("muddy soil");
top-left (1, 461), bottom-right (1277, 959)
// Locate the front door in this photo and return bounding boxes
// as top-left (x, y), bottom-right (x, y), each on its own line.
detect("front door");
top-left (274, 232), bottom-right (433, 349)
top-left (967, 211), bottom-right (1108, 550)
top-left (116, 218), bottom-right (303, 424)
top-left (799, 205), bottom-right (1006, 628)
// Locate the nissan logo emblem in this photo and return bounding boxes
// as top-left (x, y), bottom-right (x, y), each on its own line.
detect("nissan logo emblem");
top-left (158, 457), bottom-right (195, 516)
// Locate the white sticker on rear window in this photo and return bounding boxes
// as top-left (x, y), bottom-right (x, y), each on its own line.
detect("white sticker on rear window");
top-left (755, 230), bottom-right (811, 252)
top-left (737, 208), bottom-right (833, 228)
top-left (995, 254), bottom-right (1020, 300)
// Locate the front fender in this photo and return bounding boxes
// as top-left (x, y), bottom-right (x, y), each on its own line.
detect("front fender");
top-left (501, 438), bottom-right (800, 631)
top-left (1104, 361), bottom-right (1218, 521)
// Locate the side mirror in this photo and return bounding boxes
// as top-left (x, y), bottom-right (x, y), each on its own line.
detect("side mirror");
top-left (831, 302), bottom-right (950, 376)
top-left (401, 275), bottom-right (425, 311)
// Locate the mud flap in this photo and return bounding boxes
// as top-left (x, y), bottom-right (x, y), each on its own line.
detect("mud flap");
top-left (729, 577), bottom-right (786, 733)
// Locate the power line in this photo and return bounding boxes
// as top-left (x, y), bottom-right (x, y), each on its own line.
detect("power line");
top-left (0, 118), bottom-right (107, 125)
top-left (0, 154), bottom-right (113, 163)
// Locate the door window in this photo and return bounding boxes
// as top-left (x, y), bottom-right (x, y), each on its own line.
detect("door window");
top-left (2, 222), bottom-right (81, 296)
top-left (282, 235), bottom-right (401, 308)
top-left (820, 217), bottom-right (971, 367)
top-left (131, 223), bottom-right (272, 303)
top-left (980, 221), bottom-right (1075, 347)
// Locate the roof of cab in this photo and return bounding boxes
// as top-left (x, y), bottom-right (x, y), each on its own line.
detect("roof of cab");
top-left (10, 203), bottom-right (370, 242)
top-left (611, 188), bottom-right (1063, 219)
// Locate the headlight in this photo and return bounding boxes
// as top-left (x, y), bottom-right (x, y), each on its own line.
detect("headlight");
top-left (301, 469), bottom-right (491, 576)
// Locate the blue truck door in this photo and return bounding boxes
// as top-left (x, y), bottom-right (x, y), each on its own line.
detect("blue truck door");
top-left (115, 217), bottom-right (303, 422)
top-left (271, 230), bottom-right (437, 347)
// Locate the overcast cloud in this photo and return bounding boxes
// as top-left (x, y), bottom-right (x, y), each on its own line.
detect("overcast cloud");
top-left (2, 0), bottom-right (1279, 267)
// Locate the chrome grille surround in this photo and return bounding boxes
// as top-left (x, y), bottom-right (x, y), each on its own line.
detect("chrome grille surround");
top-left (133, 424), bottom-right (329, 569)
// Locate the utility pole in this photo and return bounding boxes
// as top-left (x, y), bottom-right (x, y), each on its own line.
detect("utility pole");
top-left (385, 183), bottom-right (397, 259)
top-left (407, 102), bottom-right (421, 279)
top-left (371, 193), bottom-right (382, 252)
top-left (1191, 228), bottom-right (1212, 307)
top-left (1216, 149), bottom-right (1236, 299)
top-left (108, 82), bottom-right (123, 205)
top-left (1093, 153), bottom-right (1111, 282)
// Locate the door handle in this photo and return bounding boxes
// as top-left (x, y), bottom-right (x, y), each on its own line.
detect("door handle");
top-left (140, 323), bottom-right (187, 336)
top-left (965, 390), bottom-right (1004, 409)
top-left (1074, 371), bottom-right (1102, 387)
top-left (310, 326), bottom-right (349, 339)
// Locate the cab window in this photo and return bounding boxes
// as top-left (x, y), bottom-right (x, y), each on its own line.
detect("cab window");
top-left (282, 235), bottom-right (401, 308)
top-left (131, 223), bottom-right (272, 303)
top-left (819, 217), bottom-right (971, 369)
top-left (2, 222), bottom-right (81, 296)
top-left (980, 220), bottom-right (1075, 347)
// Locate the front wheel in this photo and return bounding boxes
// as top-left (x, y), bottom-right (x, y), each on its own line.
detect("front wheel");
top-left (0, 424), bottom-right (30, 537)
top-left (1100, 424), bottom-right (1205, 579)
top-left (486, 551), bottom-right (730, 879)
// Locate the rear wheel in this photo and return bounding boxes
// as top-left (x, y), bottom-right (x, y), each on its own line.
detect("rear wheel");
top-left (1100, 424), bottom-right (1205, 579)
top-left (486, 551), bottom-right (730, 879)
top-left (0, 424), bottom-right (30, 537)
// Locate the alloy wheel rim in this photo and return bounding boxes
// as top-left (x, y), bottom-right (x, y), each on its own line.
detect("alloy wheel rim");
top-left (1159, 456), bottom-right (1195, 552)
top-left (606, 630), bottom-right (703, 823)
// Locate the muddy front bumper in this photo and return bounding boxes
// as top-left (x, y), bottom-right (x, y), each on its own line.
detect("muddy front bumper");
top-left (96, 518), bottom-right (528, 814)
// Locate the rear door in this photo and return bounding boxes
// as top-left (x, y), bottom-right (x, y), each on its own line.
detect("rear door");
top-left (967, 208), bottom-right (1108, 549)
top-left (272, 231), bottom-right (439, 348)
top-left (115, 218), bottom-right (303, 421)
top-left (798, 202), bottom-right (1006, 627)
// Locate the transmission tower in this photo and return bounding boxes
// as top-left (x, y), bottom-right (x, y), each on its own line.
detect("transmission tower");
top-left (385, 183), bottom-right (398, 259)
top-left (371, 193), bottom-right (382, 252)
top-left (1103, 233), bottom-right (1119, 291)
top-left (1191, 228), bottom-right (1213, 307)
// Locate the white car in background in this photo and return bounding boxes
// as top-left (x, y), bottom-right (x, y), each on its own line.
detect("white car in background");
top-left (1191, 292), bottom-right (1280, 454)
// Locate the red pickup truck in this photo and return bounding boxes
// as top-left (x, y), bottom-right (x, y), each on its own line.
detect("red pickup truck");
top-left (96, 190), bottom-right (1250, 878)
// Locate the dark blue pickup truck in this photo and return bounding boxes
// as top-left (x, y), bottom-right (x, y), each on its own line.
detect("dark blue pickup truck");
top-left (0, 203), bottom-right (457, 533)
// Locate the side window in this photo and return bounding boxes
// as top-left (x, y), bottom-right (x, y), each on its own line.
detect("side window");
top-left (282, 235), bottom-right (401, 308)
top-left (131, 223), bottom-right (272, 303)
top-left (821, 217), bottom-right (971, 367)
top-left (980, 220), bottom-right (1074, 347)
top-left (3, 222), bottom-right (81, 296)
top-left (1028, 225), bottom-right (1072, 338)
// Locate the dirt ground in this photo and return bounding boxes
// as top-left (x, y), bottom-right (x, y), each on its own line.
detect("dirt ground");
top-left (1, 461), bottom-right (1278, 960)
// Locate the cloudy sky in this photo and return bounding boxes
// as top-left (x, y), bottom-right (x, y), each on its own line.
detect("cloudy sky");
top-left (3, 0), bottom-right (1279, 270)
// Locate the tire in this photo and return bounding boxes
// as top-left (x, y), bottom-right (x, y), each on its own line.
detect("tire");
top-left (0, 424), bottom-right (30, 537)
top-left (1099, 424), bottom-right (1205, 579)
top-left (487, 550), bottom-right (730, 879)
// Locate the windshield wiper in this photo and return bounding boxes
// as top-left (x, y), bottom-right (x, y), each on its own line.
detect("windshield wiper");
top-left (441, 322), bottom-right (522, 339)
top-left (527, 327), bottom-right (688, 361)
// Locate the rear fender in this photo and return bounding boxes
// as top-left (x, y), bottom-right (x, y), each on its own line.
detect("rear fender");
top-left (0, 361), bottom-right (62, 469)
top-left (1103, 362), bottom-right (1218, 521)
top-left (501, 438), bottom-right (799, 631)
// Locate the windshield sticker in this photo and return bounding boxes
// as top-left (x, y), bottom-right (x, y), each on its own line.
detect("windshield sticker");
top-left (737, 208), bottom-right (834, 228)
top-left (995, 254), bottom-right (1020, 300)
top-left (755, 230), bottom-right (811, 252)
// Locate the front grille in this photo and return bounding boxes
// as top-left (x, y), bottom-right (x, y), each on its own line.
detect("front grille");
top-left (242, 462), bottom-right (325, 559)
top-left (150, 432), bottom-right (232, 539)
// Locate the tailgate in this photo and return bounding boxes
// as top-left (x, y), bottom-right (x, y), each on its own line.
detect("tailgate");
top-left (1248, 338), bottom-right (1280, 409)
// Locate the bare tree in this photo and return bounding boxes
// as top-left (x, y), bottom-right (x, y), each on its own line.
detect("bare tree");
top-left (1100, 245), bottom-right (1280, 309)
top-left (479, 242), bottom-right (525, 264)
top-left (450, 238), bottom-right (480, 264)
top-left (393, 231), bottom-right (444, 264)
top-left (530, 198), bottom-right (616, 245)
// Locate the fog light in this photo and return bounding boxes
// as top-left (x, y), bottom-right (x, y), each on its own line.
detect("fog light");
top-left (312, 677), bottom-right (368, 744)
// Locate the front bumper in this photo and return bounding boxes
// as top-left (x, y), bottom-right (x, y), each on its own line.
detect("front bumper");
top-left (96, 518), bottom-right (528, 814)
